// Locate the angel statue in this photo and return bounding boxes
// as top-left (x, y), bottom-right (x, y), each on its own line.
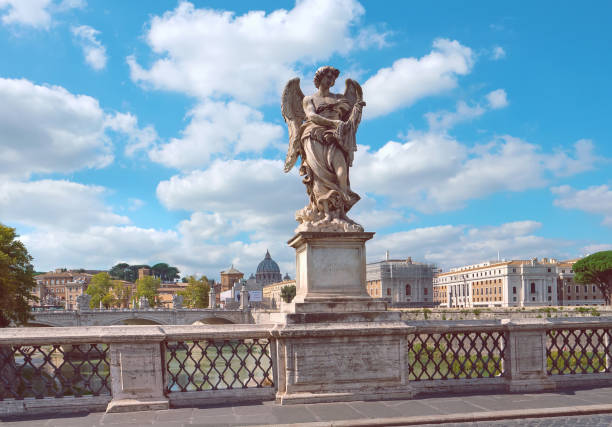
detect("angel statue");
top-left (282, 66), bottom-right (366, 232)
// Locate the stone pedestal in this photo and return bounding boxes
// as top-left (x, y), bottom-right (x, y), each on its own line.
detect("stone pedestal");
top-left (274, 231), bottom-right (410, 404)
top-left (106, 342), bottom-right (169, 413)
top-left (273, 322), bottom-right (414, 404)
top-left (278, 232), bottom-right (394, 324)
top-left (503, 319), bottom-right (556, 392)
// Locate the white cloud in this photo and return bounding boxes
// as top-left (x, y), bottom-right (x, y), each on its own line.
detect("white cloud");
top-left (367, 221), bottom-right (570, 269)
top-left (491, 46), bottom-right (506, 60)
top-left (425, 101), bottom-right (485, 131)
top-left (148, 101), bottom-right (282, 170)
top-left (105, 112), bottom-right (158, 156)
top-left (128, 198), bottom-right (145, 211)
top-left (363, 38), bottom-right (474, 118)
top-left (486, 88), bottom-right (508, 109)
top-left (552, 184), bottom-right (612, 226)
top-left (71, 24), bottom-right (108, 71)
top-left (20, 226), bottom-right (180, 272)
top-left (353, 133), bottom-right (600, 213)
top-left (582, 243), bottom-right (612, 255)
top-left (157, 158), bottom-right (305, 240)
top-left (0, 77), bottom-right (162, 178)
top-left (0, 180), bottom-right (129, 231)
top-left (0, 77), bottom-right (112, 179)
top-left (128, 0), bottom-right (378, 104)
top-left (546, 139), bottom-right (599, 177)
top-left (0, 0), bottom-right (83, 29)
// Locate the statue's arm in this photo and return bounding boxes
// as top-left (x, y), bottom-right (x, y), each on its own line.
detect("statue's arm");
top-left (303, 96), bottom-right (340, 128)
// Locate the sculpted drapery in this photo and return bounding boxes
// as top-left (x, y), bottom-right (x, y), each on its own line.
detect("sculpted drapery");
top-left (282, 66), bottom-right (366, 232)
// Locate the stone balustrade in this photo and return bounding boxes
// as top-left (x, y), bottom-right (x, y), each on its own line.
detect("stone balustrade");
top-left (0, 318), bottom-right (611, 416)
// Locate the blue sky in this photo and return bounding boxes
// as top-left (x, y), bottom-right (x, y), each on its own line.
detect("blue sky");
top-left (1, 0), bottom-right (610, 279)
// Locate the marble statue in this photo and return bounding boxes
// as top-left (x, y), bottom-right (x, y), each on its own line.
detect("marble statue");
top-left (282, 66), bottom-right (366, 232)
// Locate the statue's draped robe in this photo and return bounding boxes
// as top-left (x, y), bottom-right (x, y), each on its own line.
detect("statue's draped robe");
top-left (300, 97), bottom-right (363, 214)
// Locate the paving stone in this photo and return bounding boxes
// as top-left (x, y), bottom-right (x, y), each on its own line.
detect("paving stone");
top-left (100, 411), bottom-right (157, 425)
top-left (155, 408), bottom-right (194, 422)
top-left (346, 400), bottom-right (404, 419)
top-left (417, 397), bottom-right (486, 414)
top-left (387, 399), bottom-right (446, 416)
top-left (267, 406), bottom-right (320, 424)
top-left (304, 402), bottom-right (362, 421)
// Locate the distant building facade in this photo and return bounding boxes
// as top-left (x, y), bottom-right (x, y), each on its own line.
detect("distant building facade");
top-left (433, 258), bottom-right (606, 308)
top-left (262, 279), bottom-right (294, 309)
top-left (255, 250), bottom-right (282, 286)
top-left (34, 269), bottom-right (92, 310)
top-left (366, 256), bottom-right (436, 306)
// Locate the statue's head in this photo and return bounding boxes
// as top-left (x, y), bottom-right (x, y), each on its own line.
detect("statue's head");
top-left (314, 66), bottom-right (340, 88)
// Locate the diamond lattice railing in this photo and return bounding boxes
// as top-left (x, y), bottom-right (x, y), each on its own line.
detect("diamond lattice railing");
top-left (164, 339), bottom-right (274, 393)
top-left (0, 343), bottom-right (110, 400)
top-left (547, 327), bottom-right (611, 375)
top-left (407, 330), bottom-right (506, 380)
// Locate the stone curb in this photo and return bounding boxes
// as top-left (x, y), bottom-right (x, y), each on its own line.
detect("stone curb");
top-left (248, 403), bottom-right (612, 427)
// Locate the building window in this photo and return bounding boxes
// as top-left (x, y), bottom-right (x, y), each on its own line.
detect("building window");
top-left (405, 284), bottom-right (411, 296)
top-left (548, 296), bottom-right (552, 301)
top-left (593, 285), bottom-right (597, 293)
top-left (547, 268), bottom-right (551, 272)
top-left (530, 282), bottom-right (536, 293)
top-left (424, 288), bottom-right (428, 295)
top-left (576, 286), bottom-right (579, 293)
top-left (547, 286), bottom-right (551, 293)
top-left (513, 297), bottom-right (517, 302)
top-left (568, 296), bottom-right (571, 300)
top-left (513, 268), bottom-right (516, 273)
top-left (387, 288), bottom-right (391, 296)
top-left (512, 286), bottom-right (516, 294)
top-left (562, 269), bottom-right (565, 273)
top-left (532, 297), bottom-right (536, 301)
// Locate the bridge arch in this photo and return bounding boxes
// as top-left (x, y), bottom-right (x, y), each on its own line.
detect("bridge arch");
top-left (24, 321), bottom-right (58, 327)
top-left (192, 317), bottom-right (235, 325)
top-left (105, 315), bottom-right (167, 326)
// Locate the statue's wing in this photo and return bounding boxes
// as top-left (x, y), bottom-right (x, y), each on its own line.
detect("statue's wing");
top-left (281, 78), bottom-right (306, 173)
top-left (343, 78), bottom-right (363, 107)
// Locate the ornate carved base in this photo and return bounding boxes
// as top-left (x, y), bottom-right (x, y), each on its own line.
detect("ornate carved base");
top-left (273, 322), bottom-right (414, 405)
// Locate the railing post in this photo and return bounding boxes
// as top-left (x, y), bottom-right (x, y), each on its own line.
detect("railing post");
top-left (106, 327), bottom-right (169, 413)
top-left (503, 319), bottom-right (555, 392)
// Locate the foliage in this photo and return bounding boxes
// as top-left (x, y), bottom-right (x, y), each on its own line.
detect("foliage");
top-left (573, 251), bottom-right (612, 305)
top-left (112, 281), bottom-right (133, 308)
top-left (152, 263), bottom-right (180, 282)
top-left (109, 262), bottom-right (180, 283)
top-left (280, 284), bottom-right (296, 303)
top-left (109, 263), bottom-right (131, 281)
top-left (136, 276), bottom-right (161, 307)
top-left (86, 273), bottom-right (113, 308)
top-left (179, 276), bottom-right (210, 308)
top-left (0, 224), bottom-right (37, 327)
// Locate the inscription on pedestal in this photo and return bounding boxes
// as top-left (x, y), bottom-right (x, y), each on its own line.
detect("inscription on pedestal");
top-left (291, 338), bottom-right (400, 384)
top-left (517, 334), bottom-right (543, 373)
top-left (310, 247), bottom-right (360, 290)
top-left (120, 351), bottom-right (155, 393)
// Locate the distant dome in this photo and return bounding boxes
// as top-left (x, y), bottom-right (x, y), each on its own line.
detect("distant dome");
top-left (256, 250), bottom-right (280, 273)
top-left (256, 250), bottom-right (282, 286)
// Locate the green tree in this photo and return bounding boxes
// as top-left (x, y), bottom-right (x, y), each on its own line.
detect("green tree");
top-left (0, 224), bottom-right (37, 327)
top-left (136, 276), bottom-right (161, 307)
top-left (109, 263), bottom-right (131, 280)
top-left (112, 280), bottom-right (133, 308)
top-left (280, 284), bottom-right (296, 303)
top-left (180, 276), bottom-right (210, 308)
top-left (574, 251), bottom-right (612, 305)
top-left (152, 262), bottom-right (180, 282)
top-left (86, 273), bottom-right (113, 308)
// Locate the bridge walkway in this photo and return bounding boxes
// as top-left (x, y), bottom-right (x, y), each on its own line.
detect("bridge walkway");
top-left (2, 385), bottom-right (612, 426)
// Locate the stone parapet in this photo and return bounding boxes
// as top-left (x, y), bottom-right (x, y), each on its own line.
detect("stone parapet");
top-left (1, 319), bottom-right (611, 416)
